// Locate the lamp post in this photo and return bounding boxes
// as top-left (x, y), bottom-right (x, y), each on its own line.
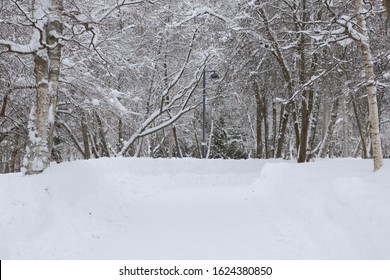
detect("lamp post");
top-left (202, 68), bottom-right (219, 159)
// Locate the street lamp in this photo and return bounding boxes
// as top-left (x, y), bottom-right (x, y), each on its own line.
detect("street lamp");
top-left (202, 68), bottom-right (219, 159)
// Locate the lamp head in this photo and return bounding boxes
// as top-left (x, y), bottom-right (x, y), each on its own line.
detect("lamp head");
top-left (210, 72), bottom-right (219, 79)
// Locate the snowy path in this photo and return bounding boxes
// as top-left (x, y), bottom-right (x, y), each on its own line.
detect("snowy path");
top-left (1, 158), bottom-right (390, 259)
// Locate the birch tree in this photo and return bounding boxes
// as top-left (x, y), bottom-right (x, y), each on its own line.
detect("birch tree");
top-left (23, 0), bottom-right (64, 175)
top-left (1, 0), bottom-right (151, 173)
top-left (319, 0), bottom-right (384, 169)
top-left (0, 0), bottom-right (64, 174)
top-left (353, 0), bottom-right (383, 170)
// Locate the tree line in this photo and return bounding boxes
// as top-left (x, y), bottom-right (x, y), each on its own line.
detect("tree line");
top-left (0, 0), bottom-right (389, 174)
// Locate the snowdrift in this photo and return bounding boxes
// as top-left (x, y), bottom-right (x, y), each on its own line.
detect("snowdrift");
top-left (0, 158), bottom-right (389, 259)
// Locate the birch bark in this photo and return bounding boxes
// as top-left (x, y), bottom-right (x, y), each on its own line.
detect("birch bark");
top-left (354, 0), bottom-right (383, 171)
top-left (23, 0), bottom-right (63, 174)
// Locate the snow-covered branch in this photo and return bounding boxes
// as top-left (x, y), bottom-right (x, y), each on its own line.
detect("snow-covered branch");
top-left (57, 120), bottom-right (86, 158)
top-left (276, 63), bottom-right (339, 105)
top-left (71, 0), bottom-right (148, 24)
top-left (172, 6), bottom-right (229, 27)
top-left (118, 62), bottom-right (206, 156)
top-left (0, 34), bottom-right (41, 54)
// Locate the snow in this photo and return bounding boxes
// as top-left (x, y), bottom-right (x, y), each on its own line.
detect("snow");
top-left (108, 89), bottom-right (126, 112)
top-left (61, 58), bottom-right (74, 68)
top-left (337, 37), bottom-right (354, 47)
top-left (31, 158), bottom-right (45, 172)
top-left (92, 99), bottom-right (100, 106)
top-left (33, 0), bottom-right (49, 20)
top-left (309, 34), bottom-right (324, 41)
top-left (48, 104), bottom-right (55, 124)
top-left (172, 6), bottom-right (229, 27)
top-left (1, 158), bottom-right (389, 259)
top-left (0, 29), bottom-right (41, 54)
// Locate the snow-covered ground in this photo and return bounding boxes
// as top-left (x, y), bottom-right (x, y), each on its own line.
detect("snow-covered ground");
top-left (1, 158), bottom-right (389, 259)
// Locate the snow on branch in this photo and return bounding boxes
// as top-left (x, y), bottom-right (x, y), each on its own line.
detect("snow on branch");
top-left (10, 0), bottom-right (37, 26)
top-left (138, 80), bottom-right (201, 138)
top-left (90, 0), bottom-right (147, 24)
top-left (0, 32), bottom-right (41, 54)
top-left (336, 15), bottom-right (368, 43)
top-left (57, 120), bottom-right (86, 158)
top-left (117, 29), bottom-right (209, 156)
top-left (276, 63), bottom-right (339, 105)
top-left (157, 29), bottom-right (199, 104)
top-left (320, 0), bottom-right (371, 46)
top-left (171, 6), bottom-right (229, 27)
top-left (117, 67), bottom-right (204, 156)
top-left (103, 89), bottom-right (142, 117)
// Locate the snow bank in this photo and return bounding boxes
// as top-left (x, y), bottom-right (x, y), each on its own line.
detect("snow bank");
top-left (0, 158), bottom-right (389, 259)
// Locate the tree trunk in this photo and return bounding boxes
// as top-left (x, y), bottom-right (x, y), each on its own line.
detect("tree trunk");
top-left (342, 96), bottom-right (350, 157)
top-left (23, 0), bottom-right (63, 174)
top-left (272, 101), bottom-right (277, 157)
top-left (383, 0), bottom-right (390, 19)
top-left (318, 97), bottom-right (340, 158)
top-left (172, 125), bottom-right (182, 158)
top-left (352, 99), bottom-right (368, 159)
top-left (81, 115), bottom-right (91, 159)
top-left (253, 82), bottom-right (263, 158)
top-left (298, 96), bottom-right (309, 163)
top-left (167, 129), bottom-right (173, 158)
top-left (308, 94), bottom-right (321, 160)
top-left (276, 107), bottom-right (289, 158)
top-left (47, 1), bottom-right (63, 158)
top-left (90, 132), bottom-right (99, 159)
top-left (258, 7), bottom-right (295, 159)
top-left (95, 113), bottom-right (110, 157)
top-left (9, 130), bottom-right (20, 173)
top-left (263, 95), bottom-right (270, 159)
top-left (355, 0), bottom-right (383, 171)
top-left (23, 52), bottom-right (51, 174)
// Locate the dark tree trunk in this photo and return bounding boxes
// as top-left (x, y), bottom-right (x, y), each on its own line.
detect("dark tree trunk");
top-left (272, 101), bottom-right (277, 157)
top-left (276, 106), bottom-right (289, 158)
top-left (95, 113), bottom-right (110, 157)
top-left (81, 115), bottom-right (91, 159)
top-left (253, 82), bottom-right (263, 158)
top-left (352, 99), bottom-right (368, 159)
top-left (384, 0), bottom-right (390, 19)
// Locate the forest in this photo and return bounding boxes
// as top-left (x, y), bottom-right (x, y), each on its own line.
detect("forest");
top-left (1, 0), bottom-right (389, 174)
